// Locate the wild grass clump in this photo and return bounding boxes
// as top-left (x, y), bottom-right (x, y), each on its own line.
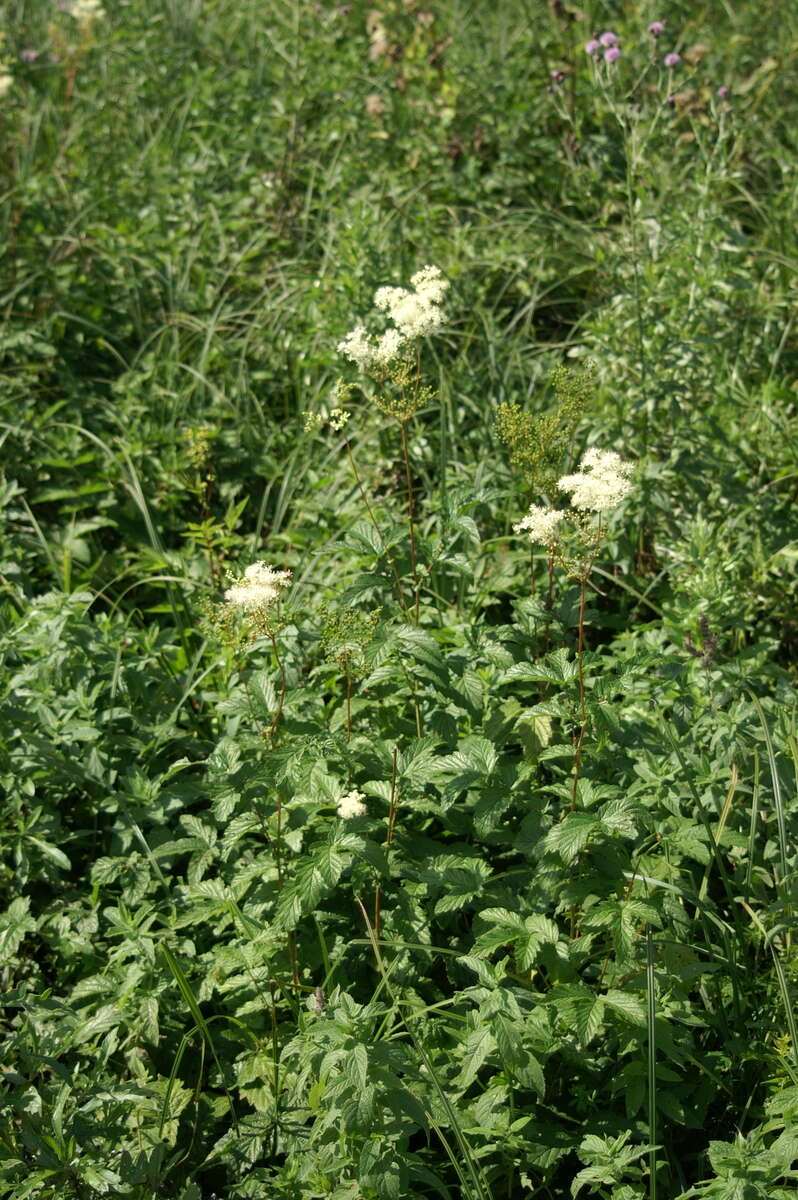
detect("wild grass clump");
top-left (1, 2), bottom-right (797, 1199)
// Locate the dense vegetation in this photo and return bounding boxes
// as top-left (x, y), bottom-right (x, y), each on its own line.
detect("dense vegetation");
top-left (1, 1), bottom-right (797, 1197)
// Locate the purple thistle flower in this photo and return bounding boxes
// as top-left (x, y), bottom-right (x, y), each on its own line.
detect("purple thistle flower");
top-left (664, 52), bottom-right (681, 67)
top-left (20, 48), bottom-right (40, 62)
top-left (550, 69), bottom-right (565, 84)
top-left (604, 45), bottom-right (621, 64)
top-left (666, 93), bottom-right (676, 107)
top-left (648, 21), bottom-right (665, 36)
top-left (585, 38), bottom-right (600, 55)
top-left (599, 31), bottom-right (619, 47)
top-left (717, 85), bottom-right (730, 97)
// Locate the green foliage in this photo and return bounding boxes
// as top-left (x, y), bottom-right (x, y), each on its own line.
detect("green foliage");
top-left (2, 0), bottom-right (798, 1197)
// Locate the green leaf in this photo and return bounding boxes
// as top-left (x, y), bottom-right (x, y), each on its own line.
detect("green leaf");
top-left (0, 897), bottom-right (37, 958)
top-left (29, 836), bottom-right (71, 870)
top-left (553, 986), bottom-right (606, 1046)
top-left (603, 989), bottom-right (647, 1027)
top-left (456, 1025), bottom-right (496, 1088)
top-left (543, 812), bottom-right (599, 863)
top-left (274, 838), bottom-right (352, 930)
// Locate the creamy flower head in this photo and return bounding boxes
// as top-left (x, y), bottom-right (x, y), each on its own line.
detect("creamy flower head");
top-left (374, 265), bottom-right (448, 339)
top-left (224, 562), bottom-right (291, 611)
top-left (557, 448), bottom-right (633, 513)
top-left (337, 790), bottom-right (367, 819)
top-left (513, 504), bottom-right (563, 547)
top-left (337, 323), bottom-right (376, 369)
top-left (410, 264), bottom-right (448, 305)
top-left (72, 0), bottom-right (105, 21)
top-left (374, 327), bottom-right (403, 364)
top-left (338, 265), bottom-right (447, 369)
top-left (0, 70), bottom-right (12, 98)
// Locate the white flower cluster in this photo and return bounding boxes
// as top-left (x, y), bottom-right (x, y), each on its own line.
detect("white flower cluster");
top-left (557, 448), bottom-right (633, 513)
top-left (72, 0), bottom-right (105, 23)
top-left (373, 265), bottom-right (448, 339)
top-left (337, 790), bottom-right (367, 819)
top-left (0, 33), bottom-right (12, 96)
top-left (513, 504), bottom-right (563, 547)
top-left (514, 448), bottom-right (633, 547)
top-left (224, 562), bottom-right (292, 611)
top-left (337, 265), bottom-right (448, 370)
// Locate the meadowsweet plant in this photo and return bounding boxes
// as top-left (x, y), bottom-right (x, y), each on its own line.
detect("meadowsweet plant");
top-left (337, 264), bottom-right (449, 622)
top-left (203, 561), bottom-right (292, 730)
top-left (337, 789), bottom-right (367, 819)
top-left (336, 264), bottom-right (448, 418)
top-left (514, 447), bottom-right (635, 805)
top-left (319, 604), bottom-right (380, 739)
top-left (3, 3), bottom-right (798, 1197)
top-left (224, 561), bottom-right (292, 618)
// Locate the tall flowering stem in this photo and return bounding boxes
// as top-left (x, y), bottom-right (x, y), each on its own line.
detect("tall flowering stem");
top-left (267, 630), bottom-right (287, 744)
top-left (514, 450), bottom-right (633, 811)
top-left (344, 663), bottom-right (352, 742)
top-left (374, 747), bottom-right (399, 940)
top-left (343, 434), bottom-right (407, 613)
top-left (336, 264), bottom-right (448, 626)
top-left (219, 561), bottom-right (299, 987)
top-left (399, 421), bottom-right (421, 624)
top-left (571, 574), bottom-right (588, 811)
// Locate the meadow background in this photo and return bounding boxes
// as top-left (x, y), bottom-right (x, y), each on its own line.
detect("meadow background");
top-left (1, 0), bottom-right (798, 1197)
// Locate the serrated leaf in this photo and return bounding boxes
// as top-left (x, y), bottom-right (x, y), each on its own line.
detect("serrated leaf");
top-left (274, 839), bottom-right (351, 931)
top-left (553, 987), bottom-right (606, 1046)
top-left (398, 737), bottom-right (440, 785)
top-left (0, 897), bottom-right (37, 957)
top-left (603, 990), bottom-right (647, 1026)
top-left (543, 812), bottom-right (599, 863)
top-left (345, 519), bottom-right (387, 559)
top-left (456, 1026), bottom-right (496, 1087)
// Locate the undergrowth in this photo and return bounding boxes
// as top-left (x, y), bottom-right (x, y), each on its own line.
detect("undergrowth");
top-left (1, 1), bottom-right (797, 1198)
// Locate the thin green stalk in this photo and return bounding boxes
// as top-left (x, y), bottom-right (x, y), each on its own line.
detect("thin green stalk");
top-left (750, 694), bottom-right (788, 893)
top-left (345, 661), bottom-right (352, 742)
top-left (744, 749), bottom-right (760, 900)
top-left (374, 747), bottom-right (398, 939)
top-left (356, 898), bottom-right (492, 1200)
top-left (738, 900), bottom-right (798, 1077)
top-left (267, 629), bottom-right (287, 743)
top-left (399, 420), bottom-right (421, 624)
top-left (344, 434), bottom-right (407, 612)
top-left (160, 945), bottom-right (239, 1133)
top-left (269, 979), bottom-right (280, 1157)
top-left (570, 575), bottom-right (587, 811)
top-left (646, 928), bottom-right (658, 1200)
